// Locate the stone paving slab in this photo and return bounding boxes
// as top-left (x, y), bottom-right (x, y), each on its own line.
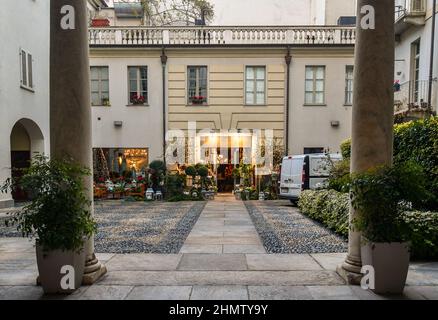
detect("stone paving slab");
top-left (307, 286), bottom-right (360, 300)
top-left (78, 285), bottom-right (134, 300)
top-left (180, 244), bottom-right (223, 254)
top-left (96, 270), bottom-right (345, 286)
top-left (223, 245), bottom-right (266, 254)
top-left (126, 286), bottom-right (192, 300)
top-left (246, 254), bottom-right (323, 271)
top-left (248, 286), bottom-right (313, 300)
top-left (177, 254), bottom-right (247, 271)
top-left (105, 254), bottom-right (182, 271)
top-left (191, 286), bottom-right (248, 300)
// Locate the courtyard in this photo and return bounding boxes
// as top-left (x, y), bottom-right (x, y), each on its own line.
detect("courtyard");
top-left (0, 195), bottom-right (438, 300)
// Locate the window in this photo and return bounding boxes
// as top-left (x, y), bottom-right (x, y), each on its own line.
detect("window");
top-left (345, 66), bottom-right (354, 105)
top-left (187, 66), bottom-right (208, 105)
top-left (305, 66), bottom-right (325, 105)
top-left (411, 39), bottom-right (421, 103)
top-left (304, 147), bottom-right (324, 155)
top-left (128, 66), bottom-right (148, 105)
top-left (90, 66), bottom-right (109, 106)
top-left (245, 66), bottom-right (266, 105)
top-left (20, 49), bottom-right (33, 90)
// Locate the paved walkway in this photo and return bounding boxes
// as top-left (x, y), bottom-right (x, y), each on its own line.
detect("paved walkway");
top-left (0, 195), bottom-right (438, 300)
top-left (180, 194), bottom-right (266, 254)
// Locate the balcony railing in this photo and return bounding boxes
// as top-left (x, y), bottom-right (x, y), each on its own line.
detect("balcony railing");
top-left (394, 79), bottom-right (431, 112)
top-left (89, 26), bottom-right (356, 46)
top-left (395, 0), bottom-right (426, 21)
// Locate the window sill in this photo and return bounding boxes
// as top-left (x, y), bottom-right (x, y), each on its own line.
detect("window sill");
top-left (186, 104), bottom-right (209, 107)
top-left (126, 104), bottom-right (149, 107)
top-left (92, 105), bottom-right (111, 107)
top-left (20, 85), bottom-right (35, 93)
top-left (244, 104), bottom-right (267, 107)
top-left (303, 104), bottom-right (327, 107)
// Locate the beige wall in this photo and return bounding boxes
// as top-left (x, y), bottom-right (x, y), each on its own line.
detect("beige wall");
top-left (167, 50), bottom-right (286, 139)
top-left (89, 49), bottom-right (164, 162)
top-left (325, 0), bottom-right (357, 25)
top-left (289, 49), bottom-right (354, 155)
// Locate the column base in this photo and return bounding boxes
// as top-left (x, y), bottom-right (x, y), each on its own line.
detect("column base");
top-left (82, 255), bottom-right (107, 285)
top-left (336, 256), bottom-right (363, 285)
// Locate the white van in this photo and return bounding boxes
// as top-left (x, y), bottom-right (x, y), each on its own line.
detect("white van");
top-left (279, 153), bottom-right (342, 203)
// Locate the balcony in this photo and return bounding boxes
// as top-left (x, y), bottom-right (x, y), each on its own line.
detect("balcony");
top-left (395, 0), bottom-right (426, 35)
top-left (394, 79), bottom-right (435, 122)
top-left (88, 26), bottom-right (356, 47)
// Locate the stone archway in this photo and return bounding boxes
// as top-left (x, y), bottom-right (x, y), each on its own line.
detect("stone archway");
top-left (10, 118), bottom-right (45, 201)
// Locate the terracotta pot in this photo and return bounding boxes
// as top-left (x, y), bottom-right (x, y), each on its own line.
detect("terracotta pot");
top-left (361, 241), bottom-right (410, 294)
top-left (36, 244), bottom-right (86, 294)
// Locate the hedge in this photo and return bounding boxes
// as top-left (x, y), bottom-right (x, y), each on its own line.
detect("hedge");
top-left (298, 189), bottom-right (438, 259)
top-left (339, 117), bottom-right (438, 209)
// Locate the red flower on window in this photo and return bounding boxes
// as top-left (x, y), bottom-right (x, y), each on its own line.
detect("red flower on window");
top-left (131, 94), bottom-right (146, 105)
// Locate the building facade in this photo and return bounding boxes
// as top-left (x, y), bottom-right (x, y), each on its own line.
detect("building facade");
top-left (89, 25), bottom-right (356, 184)
top-left (394, 0), bottom-right (438, 120)
top-left (0, 0), bottom-right (50, 208)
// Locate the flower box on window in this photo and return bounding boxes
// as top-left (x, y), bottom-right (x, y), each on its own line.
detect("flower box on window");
top-left (190, 96), bottom-right (206, 105)
top-left (91, 19), bottom-right (110, 27)
top-left (131, 94), bottom-right (146, 105)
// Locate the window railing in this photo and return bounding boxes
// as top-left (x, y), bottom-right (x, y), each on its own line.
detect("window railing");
top-left (394, 79), bottom-right (431, 112)
top-left (89, 26), bottom-right (356, 46)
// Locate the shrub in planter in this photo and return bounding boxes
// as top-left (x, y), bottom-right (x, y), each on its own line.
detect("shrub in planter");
top-left (148, 160), bottom-right (166, 192)
top-left (350, 162), bottom-right (430, 294)
top-left (1, 155), bottom-right (96, 294)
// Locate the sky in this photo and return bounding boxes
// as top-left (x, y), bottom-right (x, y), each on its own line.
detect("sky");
top-left (104, 0), bottom-right (316, 26)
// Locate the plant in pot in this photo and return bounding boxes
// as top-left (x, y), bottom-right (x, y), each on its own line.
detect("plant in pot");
top-left (350, 161), bottom-right (429, 294)
top-left (148, 160), bottom-right (166, 192)
top-left (0, 155), bottom-right (96, 294)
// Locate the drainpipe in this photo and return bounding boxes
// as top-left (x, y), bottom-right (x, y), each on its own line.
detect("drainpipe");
top-left (285, 47), bottom-right (292, 156)
top-left (161, 48), bottom-right (168, 166)
top-left (428, 0), bottom-right (437, 110)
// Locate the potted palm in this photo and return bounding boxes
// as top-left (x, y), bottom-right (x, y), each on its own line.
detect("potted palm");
top-left (350, 161), bottom-right (429, 294)
top-left (1, 155), bottom-right (96, 294)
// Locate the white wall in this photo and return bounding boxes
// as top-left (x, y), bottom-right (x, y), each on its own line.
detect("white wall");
top-left (90, 52), bottom-right (164, 163)
top-left (289, 51), bottom-right (354, 155)
top-left (395, 0), bottom-right (438, 110)
top-left (0, 0), bottom-right (50, 207)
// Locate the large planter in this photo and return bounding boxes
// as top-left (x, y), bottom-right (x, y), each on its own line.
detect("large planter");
top-left (36, 244), bottom-right (86, 294)
top-left (361, 241), bottom-right (410, 294)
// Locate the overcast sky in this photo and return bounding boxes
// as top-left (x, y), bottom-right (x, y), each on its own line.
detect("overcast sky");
top-left (105, 0), bottom-right (315, 25)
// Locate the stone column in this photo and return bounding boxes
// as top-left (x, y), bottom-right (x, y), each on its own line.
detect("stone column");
top-left (50, 0), bottom-right (106, 284)
top-left (337, 0), bottom-right (395, 284)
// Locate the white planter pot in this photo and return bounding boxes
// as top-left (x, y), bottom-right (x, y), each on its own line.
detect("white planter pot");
top-left (36, 244), bottom-right (86, 294)
top-left (361, 241), bottom-right (410, 294)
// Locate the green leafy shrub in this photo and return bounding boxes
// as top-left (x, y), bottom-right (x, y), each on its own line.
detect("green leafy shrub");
top-left (327, 158), bottom-right (351, 193)
top-left (340, 139), bottom-right (352, 159)
top-left (337, 117), bottom-right (438, 209)
top-left (394, 117), bottom-right (438, 209)
top-left (298, 190), bottom-right (349, 237)
top-left (0, 155), bottom-right (96, 252)
top-left (298, 189), bottom-right (438, 259)
top-left (350, 162), bottom-right (430, 243)
top-left (185, 166), bottom-right (197, 177)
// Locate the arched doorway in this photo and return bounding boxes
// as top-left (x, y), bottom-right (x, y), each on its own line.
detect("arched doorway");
top-left (10, 119), bottom-right (44, 202)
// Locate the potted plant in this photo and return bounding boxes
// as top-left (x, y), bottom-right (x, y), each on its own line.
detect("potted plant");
top-left (148, 160), bottom-right (166, 192)
top-left (0, 155), bottom-right (96, 294)
top-left (131, 94), bottom-right (146, 105)
top-left (190, 96), bottom-right (206, 105)
top-left (350, 161), bottom-right (429, 294)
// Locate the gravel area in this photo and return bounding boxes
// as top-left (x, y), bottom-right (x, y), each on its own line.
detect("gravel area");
top-left (0, 201), bottom-right (206, 254)
top-left (244, 200), bottom-right (347, 254)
